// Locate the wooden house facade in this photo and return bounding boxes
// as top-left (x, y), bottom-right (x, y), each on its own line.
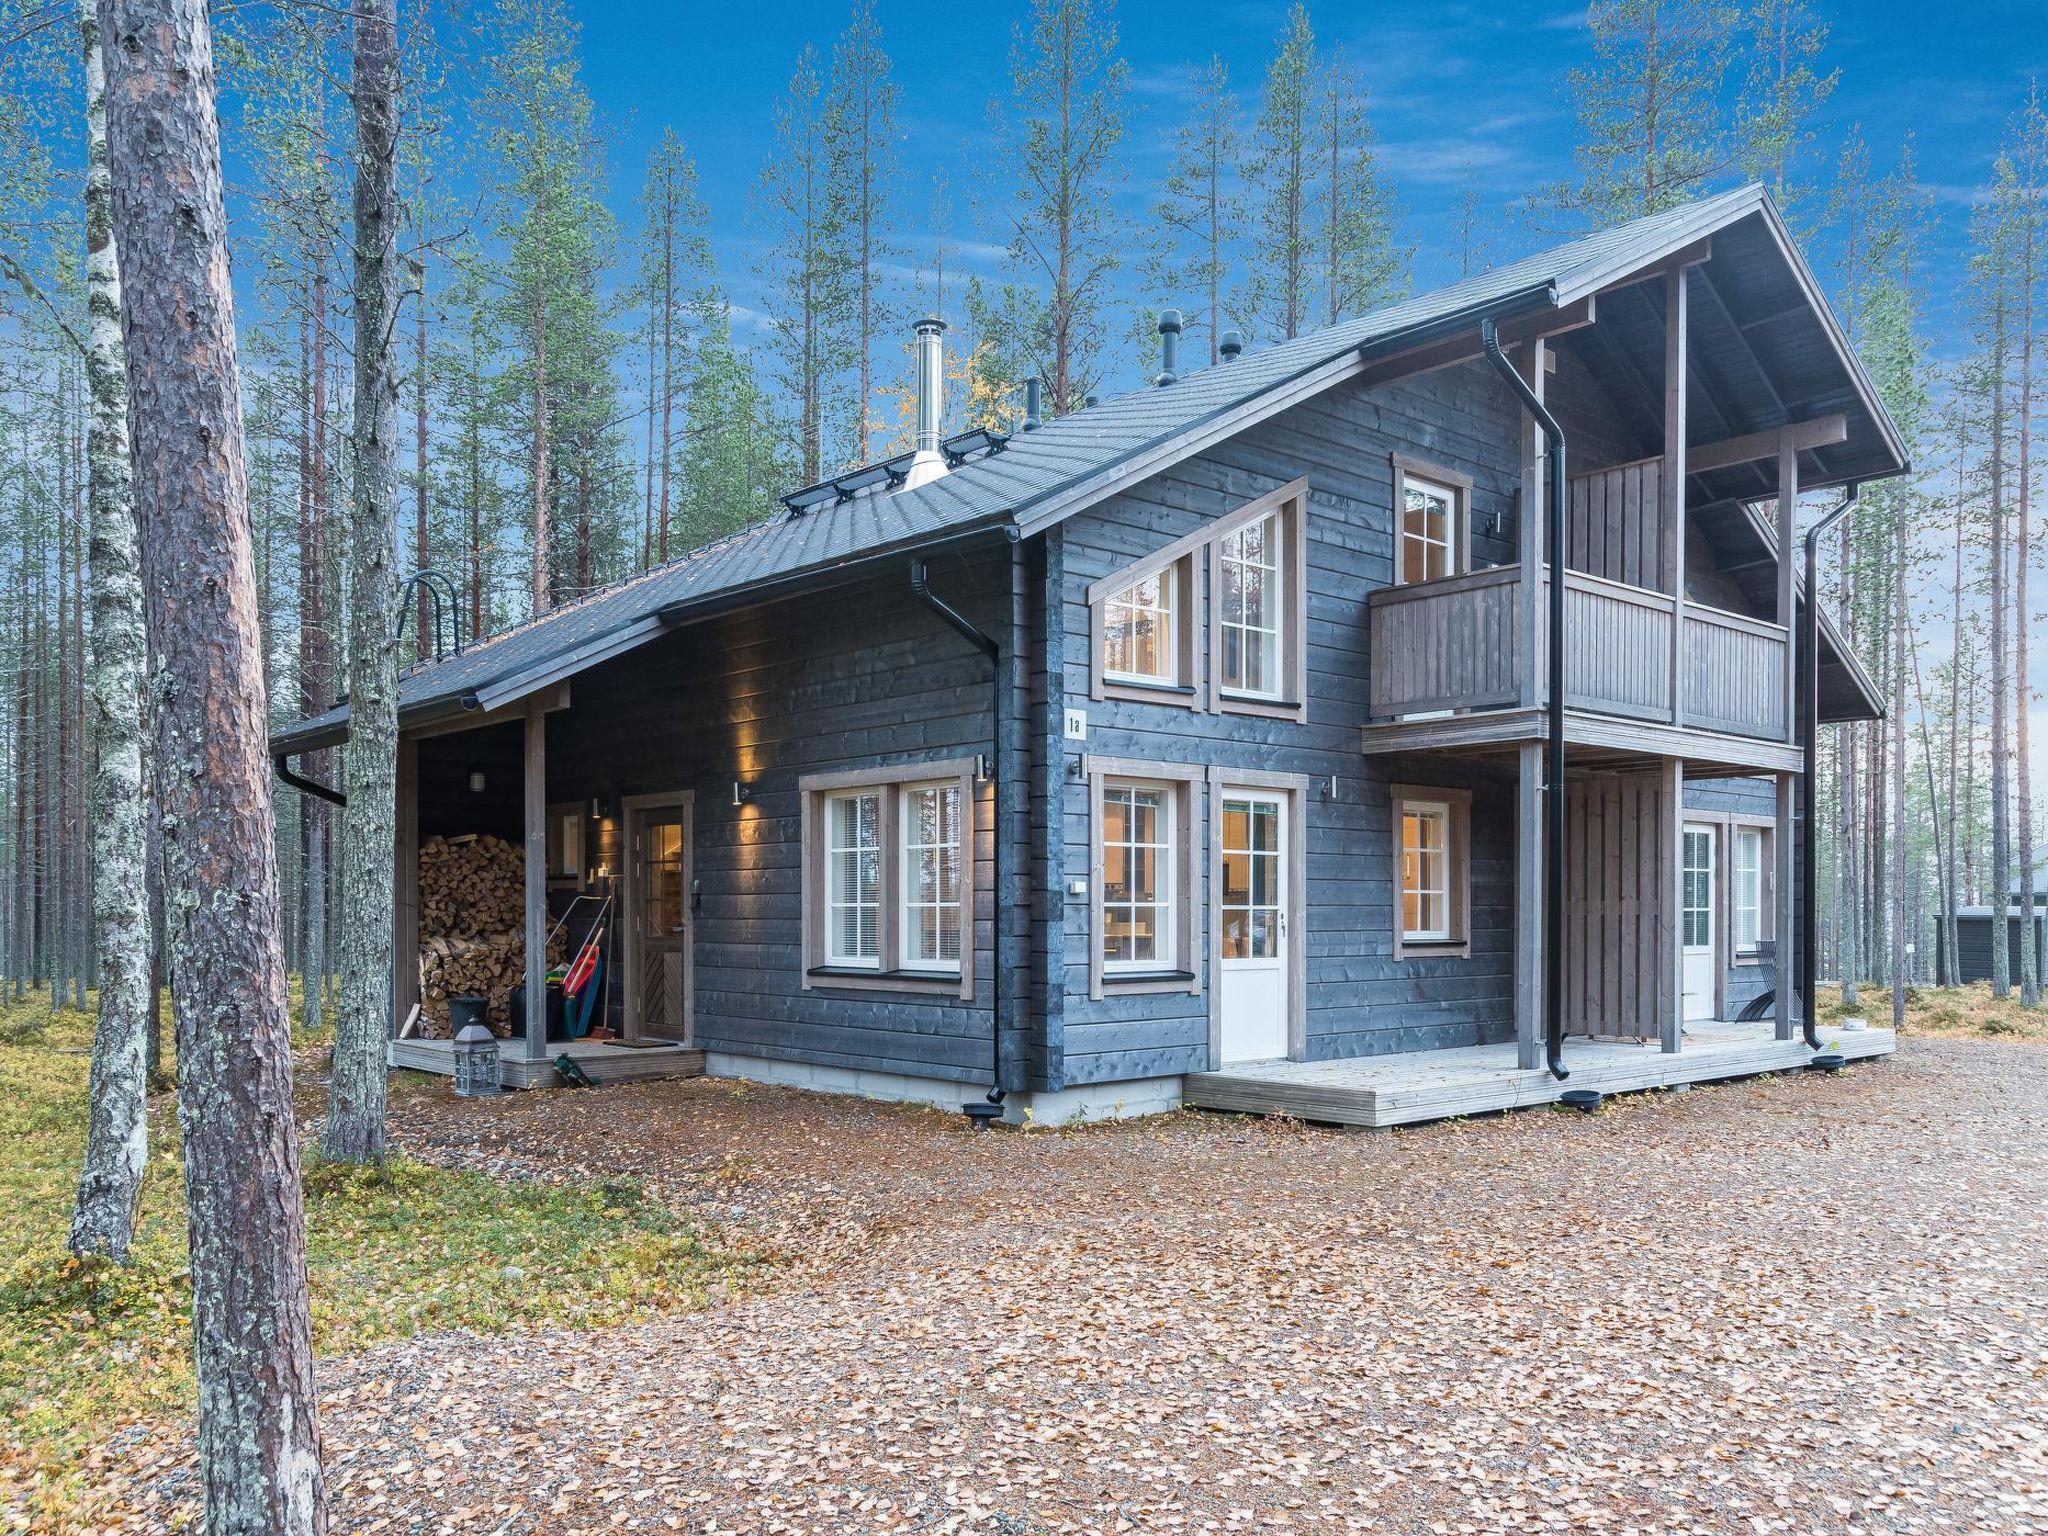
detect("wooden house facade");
top-left (274, 186), bottom-right (1904, 1122)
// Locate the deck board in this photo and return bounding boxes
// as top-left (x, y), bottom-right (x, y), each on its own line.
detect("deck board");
top-left (1184, 1019), bottom-right (1894, 1127)
top-left (388, 1036), bottom-right (706, 1090)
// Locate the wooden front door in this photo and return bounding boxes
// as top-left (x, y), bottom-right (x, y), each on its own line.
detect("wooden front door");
top-left (628, 798), bottom-right (692, 1041)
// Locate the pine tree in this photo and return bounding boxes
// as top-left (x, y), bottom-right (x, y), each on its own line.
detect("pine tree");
top-left (1143, 56), bottom-right (1239, 367)
top-left (990, 0), bottom-right (1130, 416)
top-left (1735, 0), bottom-right (1838, 230)
top-left (479, 0), bottom-right (611, 617)
top-left (1242, 3), bottom-right (1316, 341)
top-left (1559, 0), bottom-right (1738, 222)
top-left (97, 0), bottom-right (326, 1522)
top-left (1317, 48), bottom-right (1405, 324)
top-left (325, 0), bottom-right (400, 1164)
top-left (825, 0), bottom-right (899, 461)
top-left (756, 44), bottom-right (850, 484)
top-left (639, 129), bottom-right (712, 564)
top-left (676, 294), bottom-right (786, 548)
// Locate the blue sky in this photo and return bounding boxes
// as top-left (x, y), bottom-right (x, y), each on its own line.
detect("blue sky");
top-left (562, 0), bottom-right (2044, 384)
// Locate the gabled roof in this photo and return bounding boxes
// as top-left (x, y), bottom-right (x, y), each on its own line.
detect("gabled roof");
top-left (273, 183), bottom-right (1906, 755)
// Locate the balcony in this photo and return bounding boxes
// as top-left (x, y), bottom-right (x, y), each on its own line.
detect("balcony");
top-left (1362, 562), bottom-right (1794, 770)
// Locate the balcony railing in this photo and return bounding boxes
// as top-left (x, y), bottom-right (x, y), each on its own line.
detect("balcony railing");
top-left (1365, 564), bottom-right (1788, 742)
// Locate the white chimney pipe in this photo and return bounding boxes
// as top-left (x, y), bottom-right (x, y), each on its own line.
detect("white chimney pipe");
top-left (905, 317), bottom-right (948, 488)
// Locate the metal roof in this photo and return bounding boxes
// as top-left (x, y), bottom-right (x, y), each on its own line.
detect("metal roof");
top-left (273, 183), bottom-right (1906, 755)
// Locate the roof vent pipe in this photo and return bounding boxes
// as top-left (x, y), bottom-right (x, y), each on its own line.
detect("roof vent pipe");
top-left (1155, 309), bottom-right (1182, 386)
top-left (904, 318), bottom-right (949, 489)
top-left (1220, 329), bottom-right (1243, 362)
top-left (1023, 376), bottom-right (1042, 431)
top-left (1084, 392), bottom-right (1099, 409)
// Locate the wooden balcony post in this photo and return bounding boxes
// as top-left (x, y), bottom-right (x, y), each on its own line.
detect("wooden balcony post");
top-left (1661, 756), bottom-right (1685, 1052)
top-left (1777, 430), bottom-right (1799, 742)
top-left (1515, 742), bottom-right (1544, 1069)
top-left (524, 698), bottom-right (548, 1062)
top-left (1517, 340), bottom-right (1546, 712)
top-left (1664, 265), bottom-right (1689, 728)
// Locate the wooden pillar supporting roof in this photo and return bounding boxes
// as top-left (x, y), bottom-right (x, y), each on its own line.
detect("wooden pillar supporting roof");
top-left (523, 699), bottom-right (548, 1062)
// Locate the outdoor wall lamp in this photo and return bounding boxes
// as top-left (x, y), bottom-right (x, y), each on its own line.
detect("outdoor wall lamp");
top-left (467, 770), bottom-right (486, 794)
top-left (731, 780), bottom-right (752, 808)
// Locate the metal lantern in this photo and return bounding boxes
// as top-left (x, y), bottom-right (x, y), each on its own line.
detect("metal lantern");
top-left (452, 1021), bottom-right (502, 1097)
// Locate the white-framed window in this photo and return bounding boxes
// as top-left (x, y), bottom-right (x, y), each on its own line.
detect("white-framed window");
top-left (1682, 827), bottom-right (1715, 950)
top-left (1401, 801), bottom-right (1451, 941)
top-left (1391, 784), bottom-right (1471, 958)
top-left (900, 780), bottom-right (964, 972)
top-left (1102, 566), bottom-right (1179, 686)
top-left (546, 803), bottom-right (587, 888)
top-left (1733, 826), bottom-right (1764, 953)
top-left (1392, 454), bottom-right (1471, 587)
top-left (1218, 511), bottom-right (1284, 698)
top-left (802, 761), bottom-right (978, 996)
top-left (1100, 780), bottom-right (1175, 972)
top-left (824, 790), bottom-right (882, 967)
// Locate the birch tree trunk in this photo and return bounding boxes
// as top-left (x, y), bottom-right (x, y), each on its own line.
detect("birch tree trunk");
top-left (69, 0), bottom-right (154, 1262)
top-left (324, 0), bottom-right (400, 1164)
top-left (96, 0), bottom-right (327, 1526)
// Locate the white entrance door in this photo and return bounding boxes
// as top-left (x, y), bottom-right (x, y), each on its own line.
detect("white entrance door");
top-left (1219, 790), bottom-right (1289, 1063)
top-left (1681, 824), bottom-right (1716, 1021)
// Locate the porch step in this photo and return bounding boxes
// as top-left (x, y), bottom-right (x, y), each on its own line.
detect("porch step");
top-left (1184, 1022), bottom-right (1895, 1129)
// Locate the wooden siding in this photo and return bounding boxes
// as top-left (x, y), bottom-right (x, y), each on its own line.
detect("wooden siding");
top-left (1562, 772), bottom-right (1674, 1038)
top-left (1055, 359), bottom-right (1530, 1083)
top-left (525, 545), bottom-right (1021, 1089)
top-left (1567, 457), bottom-right (1663, 589)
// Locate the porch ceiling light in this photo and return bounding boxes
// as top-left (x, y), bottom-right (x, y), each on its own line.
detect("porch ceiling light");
top-left (468, 770), bottom-right (486, 794)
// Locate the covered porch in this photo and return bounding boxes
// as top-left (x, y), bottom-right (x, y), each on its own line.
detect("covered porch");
top-left (1185, 1016), bottom-right (1895, 1128)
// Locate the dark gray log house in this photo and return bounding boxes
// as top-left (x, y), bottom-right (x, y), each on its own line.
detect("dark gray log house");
top-left (274, 185), bottom-right (1903, 1126)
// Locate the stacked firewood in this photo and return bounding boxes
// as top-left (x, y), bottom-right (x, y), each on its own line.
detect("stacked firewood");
top-left (415, 834), bottom-right (560, 1035)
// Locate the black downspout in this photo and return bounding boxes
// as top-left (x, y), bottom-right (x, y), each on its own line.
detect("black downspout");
top-left (274, 751), bottom-right (347, 807)
top-left (1481, 316), bottom-right (1569, 1082)
top-left (910, 552), bottom-right (1009, 1119)
top-left (1800, 484), bottom-right (1859, 1050)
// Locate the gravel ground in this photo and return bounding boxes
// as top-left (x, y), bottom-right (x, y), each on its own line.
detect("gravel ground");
top-left (90, 1039), bottom-right (2048, 1534)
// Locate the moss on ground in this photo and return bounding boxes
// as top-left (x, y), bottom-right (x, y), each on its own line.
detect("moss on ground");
top-left (0, 989), bottom-right (764, 1528)
top-left (1814, 979), bottom-right (2048, 1042)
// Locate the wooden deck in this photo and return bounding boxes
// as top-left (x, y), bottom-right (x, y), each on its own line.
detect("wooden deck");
top-left (1183, 1019), bottom-right (1895, 1128)
top-left (388, 1035), bottom-right (706, 1091)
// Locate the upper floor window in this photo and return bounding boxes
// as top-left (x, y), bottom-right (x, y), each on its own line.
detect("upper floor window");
top-left (1219, 512), bottom-right (1283, 698)
top-left (1392, 454), bottom-right (1472, 586)
top-left (1102, 567), bottom-right (1179, 685)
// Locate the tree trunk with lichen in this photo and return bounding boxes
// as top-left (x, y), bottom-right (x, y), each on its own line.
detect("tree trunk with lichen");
top-left (96, 0), bottom-right (327, 1526)
top-left (69, 0), bottom-right (154, 1263)
top-left (323, 0), bottom-right (400, 1164)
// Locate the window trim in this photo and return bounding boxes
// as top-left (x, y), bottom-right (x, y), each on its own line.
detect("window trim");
top-left (545, 801), bottom-right (587, 890)
top-left (1391, 782), bottom-right (1473, 960)
top-left (1207, 479), bottom-right (1310, 722)
top-left (822, 788), bottom-right (884, 970)
top-left (1729, 819), bottom-right (1773, 963)
top-left (898, 778), bottom-right (968, 976)
top-left (799, 759), bottom-right (980, 999)
top-left (1086, 756), bottom-right (1204, 1000)
top-left (1082, 476), bottom-right (1310, 722)
top-left (1391, 453), bottom-right (1474, 588)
